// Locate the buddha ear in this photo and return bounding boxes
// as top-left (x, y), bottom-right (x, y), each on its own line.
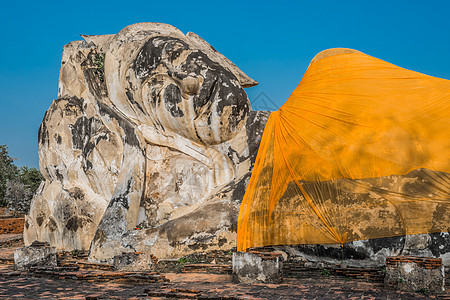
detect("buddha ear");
top-left (186, 32), bottom-right (258, 88)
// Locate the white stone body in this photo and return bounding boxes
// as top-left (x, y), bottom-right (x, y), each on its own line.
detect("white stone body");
top-left (24, 23), bottom-right (269, 262)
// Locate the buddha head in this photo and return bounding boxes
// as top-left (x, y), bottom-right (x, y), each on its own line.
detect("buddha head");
top-left (104, 23), bottom-right (258, 145)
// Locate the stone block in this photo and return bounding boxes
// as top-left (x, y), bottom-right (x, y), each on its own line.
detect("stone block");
top-left (385, 256), bottom-right (445, 293)
top-left (232, 251), bottom-right (283, 283)
top-left (14, 241), bottom-right (57, 270)
top-left (113, 252), bottom-right (156, 271)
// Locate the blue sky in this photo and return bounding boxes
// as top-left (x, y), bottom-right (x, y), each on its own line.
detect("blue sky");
top-left (1, 0), bottom-right (449, 168)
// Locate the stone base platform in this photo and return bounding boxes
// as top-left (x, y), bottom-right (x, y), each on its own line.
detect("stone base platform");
top-left (14, 241), bottom-right (57, 270)
top-left (385, 256), bottom-right (445, 294)
top-left (113, 252), bottom-right (158, 271)
top-left (232, 250), bottom-right (283, 283)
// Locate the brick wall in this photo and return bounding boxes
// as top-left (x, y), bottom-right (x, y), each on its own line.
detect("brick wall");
top-left (0, 217), bottom-right (25, 234)
top-left (385, 256), bottom-right (442, 269)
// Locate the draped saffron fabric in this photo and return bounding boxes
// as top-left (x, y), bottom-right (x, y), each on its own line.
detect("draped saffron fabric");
top-left (237, 50), bottom-right (450, 251)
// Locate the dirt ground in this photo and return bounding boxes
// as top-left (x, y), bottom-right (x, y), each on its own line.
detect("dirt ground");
top-left (0, 234), bottom-right (449, 299)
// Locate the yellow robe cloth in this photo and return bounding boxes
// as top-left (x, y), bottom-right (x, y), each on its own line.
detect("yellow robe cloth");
top-left (237, 50), bottom-right (450, 251)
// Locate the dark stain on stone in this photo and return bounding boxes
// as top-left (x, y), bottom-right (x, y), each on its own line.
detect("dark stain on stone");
top-left (71, 116), bottom-right (90, 150)
top-left (134, 36), bottom-right (189, 80)
top-left (288, 243), bottom-right (367, 260)
top-left (431, 203), bottom-right (450, 233)
top-left (83, 68), bottom-right (108, 99)
top-left (215, 76), bottom-right (248, 132)
top-left (55, 134), bottom-right (62, 144)
top-left (69, 187), bottom-right (85, 201)
top-left (229, 209), bottom-right (238, 233)
top-left (366, 235), bottom-right (405, 254)
top-left (63, 97), bottom-right (84, 116)
top-left (218, 238), bottom-right (227, 247)
top-left (38, 111), bottom-right (50, 145)
top-left (164, 84), bottom-right (184, 117)
top-left (97, 101), bottom-right (141, 148)
top-left (401, 177), bottom-right (427, 196)
top-left (92, 228), bottom-right (106, 246)
top-left (55, 169), bottom-right (64, 182)
top-left (36, 212), bottom-right (46, 227)
top-left (245, 111), bottom-right (270, 167)
top-left (179, 51), bottom-right (248, 131)
top-left (125, 89), bottom-right (146, 114)
top-left (231, 175), bottom-right (249, 203)
top-left (146, 77), bottom-right (164, 107)
top-left (66, 216), bottom-right (87, 232)
top-left (108, 177), bottom-right (133, 210)
top-left (188, 242), bottom-right (209, 251)
top-left (429, 232), bottom-right (450, 256)
top-left (81, 51), bottom-right (108, 99)
top-left (25, 219), bottom-right (29, 229)
top-left (86, 160), bottom-right (93, 170)
top-left (47, 218), bottom-right (58, 232)
top-left (70, 115), bottom-right (107, 159)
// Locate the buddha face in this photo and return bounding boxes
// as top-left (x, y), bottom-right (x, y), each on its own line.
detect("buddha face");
top-left (133, 36), bottom-right (250, 145)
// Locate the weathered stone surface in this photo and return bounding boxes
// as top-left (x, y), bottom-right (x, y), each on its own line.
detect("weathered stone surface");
top-left (14, 242), bottom-right (57, 270)
top-left (24, 22), bottom-right (267, 263)
top-left (277, 232), bottom-right (450, 269)
top-left (232, 251), bottom-right (283, 283)
top-left (113, 252), bottom-right (156, 271)
top-left (385, 256), bottom-right (445, 293)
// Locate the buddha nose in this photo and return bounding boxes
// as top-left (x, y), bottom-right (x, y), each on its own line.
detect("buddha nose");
top-left (179, 75), bottom-right (204, 97)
